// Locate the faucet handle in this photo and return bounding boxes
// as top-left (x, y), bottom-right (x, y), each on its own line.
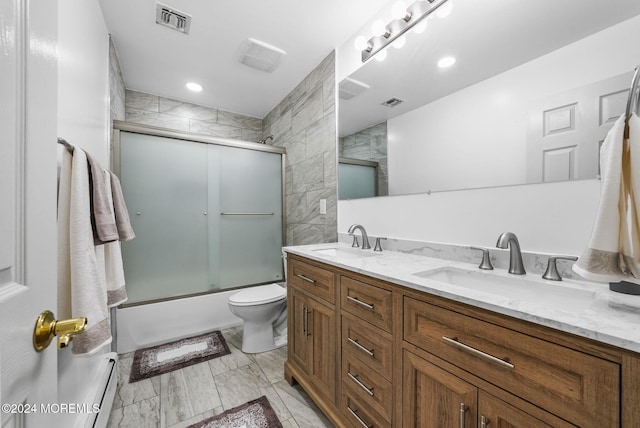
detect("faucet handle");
top-left (542, 255), bottom-right (578, 281)
top-left (374, 237), bottom-right (387, 252)
top-left (350, 234), bottom-right (359, 248)
top-left (470, 246), bottom-right (494, 270)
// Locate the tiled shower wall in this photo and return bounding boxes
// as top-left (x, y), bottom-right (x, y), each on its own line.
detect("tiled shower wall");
top-left (124, 90), bottom-right (263, 143)
top-left (262, 52), bottom-right (338, 245)
top-left (118, 51), bottom-right (338, 247)
top-left (109, 38), bottom-right (125, 123)
top-left (340, 122), bottom-right (388, 197)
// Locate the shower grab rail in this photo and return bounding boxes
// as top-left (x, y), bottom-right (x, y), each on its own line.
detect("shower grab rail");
top-left (220, 212), bottom-right (275, 216)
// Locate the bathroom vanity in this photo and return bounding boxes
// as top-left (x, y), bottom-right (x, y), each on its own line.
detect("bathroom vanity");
top-left (283, 243), bottom-right (640, 428)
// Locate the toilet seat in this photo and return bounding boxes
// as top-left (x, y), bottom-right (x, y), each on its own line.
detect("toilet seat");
top-left (229, 283), bottom-right (286, 307)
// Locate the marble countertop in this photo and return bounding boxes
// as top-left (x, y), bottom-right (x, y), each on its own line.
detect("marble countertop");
top-left (283, 242), bottom-right (640, 353)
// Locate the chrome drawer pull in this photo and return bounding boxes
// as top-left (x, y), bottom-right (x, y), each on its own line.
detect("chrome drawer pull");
top-left (296, 274), bottom-right (316, 284)
top-left (443, 336), bottom-right (514, 369)
top-left (347, 337), bottom-right (375, 357)
top-left (347, 406), bottom-right (373, 428)
top-left (348, 372), bottom-right (374, 396)
top-left (481, 415), bottom-right (490, 428)
top-left (459, 403), bottom-right (466, 428)
top-left (347, 295), bottom-right (374, 309)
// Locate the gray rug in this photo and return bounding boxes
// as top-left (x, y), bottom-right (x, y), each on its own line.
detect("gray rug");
top-left (187, 396), bottom-right (283, 428)
top-left (129, 330), bottom-right (231, 383)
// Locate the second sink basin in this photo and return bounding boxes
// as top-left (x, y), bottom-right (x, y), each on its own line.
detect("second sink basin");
top-left (413, 267), bottom-right (597, 311)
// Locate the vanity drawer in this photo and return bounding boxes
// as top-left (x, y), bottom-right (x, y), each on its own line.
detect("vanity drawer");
top-left (289, 258), bottom-right (335, 304)
top-left (341, 387), bottom-right (390, 428)
top-left (341, 276), bottom-right (392, 332)
top-left (342, 315), bottom-right (393, 381)
top-left (403, 296), bottom-right (620, 427)
top-left (342, 352), bottom-right (392, 422)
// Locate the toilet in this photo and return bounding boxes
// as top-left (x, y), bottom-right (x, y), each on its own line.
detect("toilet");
top-left (228, 283), bottom-right (287, 354)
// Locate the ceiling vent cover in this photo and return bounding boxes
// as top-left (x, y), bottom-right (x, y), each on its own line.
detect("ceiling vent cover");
top-left (156, 3), bottom-right (192, 34)
top-left (240, 38), bottom-right (286, 73)
top-left (381, 97), bottom-right (404, 108)
top-left (339, 77), bottom-right (370, 100)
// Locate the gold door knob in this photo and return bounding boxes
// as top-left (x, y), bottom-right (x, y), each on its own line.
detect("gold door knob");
top-left (33, 310), bottom-right (87, 352)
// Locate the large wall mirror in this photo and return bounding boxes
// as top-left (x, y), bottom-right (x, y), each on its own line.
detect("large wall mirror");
top-left (338, 0), bottom-right (640, 199)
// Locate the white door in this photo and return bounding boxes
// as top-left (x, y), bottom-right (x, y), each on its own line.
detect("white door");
top-left (0, 0), bottom-right (60, 427)
top-left (526, 72), bottom-right (631, 183)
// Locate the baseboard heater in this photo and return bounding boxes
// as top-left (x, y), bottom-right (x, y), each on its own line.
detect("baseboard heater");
top-left (81, 352), bottom-right (119, 428)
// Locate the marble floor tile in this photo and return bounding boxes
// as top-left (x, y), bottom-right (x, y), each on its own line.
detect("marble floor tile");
top-left (272, 380), bottom-right (333, 428)
top-left (107, 396), bottom-right (160, 428)
top-left (113, 355), bottom-right (160, 409)
top-left (165, 407), bottom-right (222, 428)
top-left (160, 362), bottom-right (221, 427)
top-left (253, 346), bottom-right (287, 384)
top-left (108, 329), bottom-right (332, 428)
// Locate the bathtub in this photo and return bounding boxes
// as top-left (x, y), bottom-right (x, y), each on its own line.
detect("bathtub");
top-left (115, 289), bottom-right (243, 354)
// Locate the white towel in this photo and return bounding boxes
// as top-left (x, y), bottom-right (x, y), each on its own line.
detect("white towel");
top-left (104, 171), bottom-right (128, 307)
top-left (573, 114), bottom-right (640, 283)
top-left (58, 146), bottom-right (112, 356)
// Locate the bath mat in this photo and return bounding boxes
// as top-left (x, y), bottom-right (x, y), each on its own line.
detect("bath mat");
top-left (129, 330), bottom-right (231, 383)
top-left (187, 396), bottom-right (283, 428)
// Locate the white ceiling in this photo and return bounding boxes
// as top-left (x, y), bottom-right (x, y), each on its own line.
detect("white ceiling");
top-left (98, 0), bottom-right (392, 119)
top-left (339, 0), bottom-right (640, 136)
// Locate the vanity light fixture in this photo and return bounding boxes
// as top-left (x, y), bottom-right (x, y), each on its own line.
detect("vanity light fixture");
top-left (185, 82), bottom-right (203, 92)
top-left (360, 0), bottom-right (451, 63)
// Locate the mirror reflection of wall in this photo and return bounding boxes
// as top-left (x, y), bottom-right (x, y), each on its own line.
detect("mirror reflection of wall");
top-left (339, 122), bottom-right (388, 199)
top-left (338, 0), bottom-right (640, 197)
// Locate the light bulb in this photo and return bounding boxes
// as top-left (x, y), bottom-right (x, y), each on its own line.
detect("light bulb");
top-left (371, 20), bottom-right (387, 37)
top-left (436, 1), bottom-right (453, 18)
top-left (354, 36), bottom-right (368, 51)
top-left (437, 56), bottom-right (456, 68)
top-left (186, 82), bottom-right (203, 92)
top-left (375, 49), bottom-right (388, 62)
top-left (391, 1), bottom-right (407, 20)
top-left (413, 20), bottom-right (428, 34)
top-left (392, 35), bottom-right (406, 49)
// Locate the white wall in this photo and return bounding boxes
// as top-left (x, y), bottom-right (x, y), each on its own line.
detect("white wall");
top-left (388, 15), bottom-right (640, 195)
top-left (57, 0), bottom-right (111, 422)
top-left (58, 0), bottom-right (110, 165)
top-left (338, 179), bottom-right (600, 256)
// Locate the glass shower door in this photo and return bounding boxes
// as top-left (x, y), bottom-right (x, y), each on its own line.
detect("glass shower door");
top-left (212, 145), bottom-right (284, 289)
top-left (120, 132), bottom-right (209, 303)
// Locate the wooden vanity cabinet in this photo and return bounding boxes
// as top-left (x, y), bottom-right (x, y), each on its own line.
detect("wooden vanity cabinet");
top-left (284, 254), bottom-right (640, 428)
top-left (285, 256), bottom-right (339, 420)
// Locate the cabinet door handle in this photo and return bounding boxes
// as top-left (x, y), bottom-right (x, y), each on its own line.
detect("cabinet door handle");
top-left (347, 337), bottom-right (375, 357)
top-left (443, 336), bottom-right (514, 369)
top-left (305, 308), bottom-right (312, 336)
top-left (459, 403), bottom-right (466, 428)
top-left (348, 372), bottom-right (374, 396)
top-left (302, 306), bottom-right (307, 335)
top-left (347, 406), bottom-right (373, 428)
top-left (481, 415), bottom-right (489, 428)
top-left (296, 274), bottom-right (316, 284)
top-left (347, 295), bottom-right (374, 310)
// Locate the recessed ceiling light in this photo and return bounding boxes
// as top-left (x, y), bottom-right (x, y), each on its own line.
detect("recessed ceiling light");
top-left (186, 82), bottom-right (203, 92)
top-left (437, 56), bottom-right (456, 68)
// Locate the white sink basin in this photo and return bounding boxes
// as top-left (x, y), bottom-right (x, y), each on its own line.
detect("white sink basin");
top-left (312, 247), bottom-right (379, 259)
top-left (413, 267), bottom-right (597, 311)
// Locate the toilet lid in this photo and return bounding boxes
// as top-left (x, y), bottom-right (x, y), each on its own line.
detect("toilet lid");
top-left (229, 283), bottom-right (286, 306)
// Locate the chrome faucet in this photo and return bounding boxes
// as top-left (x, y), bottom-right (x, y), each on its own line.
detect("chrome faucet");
top-left (496, 232), bottom-right (526, 275)
top-left (348, 224), bottom-right (371, 250)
